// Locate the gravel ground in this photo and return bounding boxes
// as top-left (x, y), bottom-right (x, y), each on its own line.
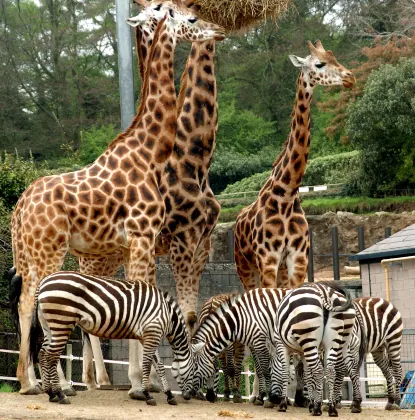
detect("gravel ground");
top-left (0, 390), bottom-right (414, 420)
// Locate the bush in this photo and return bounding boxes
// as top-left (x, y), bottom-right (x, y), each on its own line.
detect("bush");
top-left (222, 151), bottom-right (361, 195)
top-left (0, 153), bottom-right (50, 210)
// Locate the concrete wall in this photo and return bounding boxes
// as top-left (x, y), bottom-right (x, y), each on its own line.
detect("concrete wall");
top-left (361, 259), bottom-right (415, 329)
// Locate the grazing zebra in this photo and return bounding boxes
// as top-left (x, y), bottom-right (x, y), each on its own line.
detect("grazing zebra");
top-left (192, 288), bottom-right (290, 406)
top-left (269, 281), bottom-right (357, 417)
top-left (28, 272), bottom-right (194, 405)
top-left (198, 293), bottom-right (245, 403)
top-left (335, 297), bottom-right (403, 413)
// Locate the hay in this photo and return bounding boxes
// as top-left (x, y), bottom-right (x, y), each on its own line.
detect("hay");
top-left (193, 0), bottom-right (291, 31)
top-left (217, 410), bottom-right (253, 418)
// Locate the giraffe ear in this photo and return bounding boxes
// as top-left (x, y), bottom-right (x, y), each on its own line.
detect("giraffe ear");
top-left (126, 15), bottom-right (142, 27)
top-left (289, 55), bottom-right (306, 68)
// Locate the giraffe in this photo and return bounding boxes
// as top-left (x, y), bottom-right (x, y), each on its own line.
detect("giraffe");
top-left (234, 41), bottom-right (356, 292)
top-left (78, 0), bottom-right (223, 396)
top-left (10, 2), bottom-right (225, 395)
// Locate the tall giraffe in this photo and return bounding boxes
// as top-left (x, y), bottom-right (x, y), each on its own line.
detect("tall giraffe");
top-left (234, 41), bottom-right (355, 291)
top-left (10, 3), bottom-right (225, 395)
top-left (79, 0), bottom-right (223, 396)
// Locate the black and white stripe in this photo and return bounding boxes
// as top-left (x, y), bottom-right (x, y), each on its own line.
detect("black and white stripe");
top-left (29, 271), bottom-right (193, 405)
top-left (192, 288), bottom-right (290, 405)
top-left (198, 293), bottom-right (245, 403)
top-left (270, 281), bottom-right (356, 416)
top-left (338, 297), bottom-right (403, 412)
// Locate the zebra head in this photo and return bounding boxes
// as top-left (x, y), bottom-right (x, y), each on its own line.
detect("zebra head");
top-left (191, 340), bottom-right (216, 394)
top-left (170, 355), bottom-right (193, 400)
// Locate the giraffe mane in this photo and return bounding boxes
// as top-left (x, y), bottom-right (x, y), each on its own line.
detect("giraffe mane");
top-left (136, 26), bottom-right (146, 82)
top-left (272, 136), bottom-right (289, 168)
top-left (176, 54), bottom-right (190, 114)
top-left (108, 17), bottom-right (167, 149)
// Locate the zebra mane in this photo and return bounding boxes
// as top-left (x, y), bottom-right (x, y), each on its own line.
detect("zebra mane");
top-left (193, 293), bottom-right (241, 339)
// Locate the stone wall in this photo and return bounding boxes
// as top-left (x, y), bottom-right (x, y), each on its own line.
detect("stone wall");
top-left (210, 211), bottom-right (415, 272)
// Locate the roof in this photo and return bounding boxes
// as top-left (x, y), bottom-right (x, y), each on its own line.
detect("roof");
top-left (349, 224), bottom-right (415, 263)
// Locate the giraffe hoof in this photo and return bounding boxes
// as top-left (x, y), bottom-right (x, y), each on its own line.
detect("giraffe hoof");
top-left (20, 387), bottom-right (43, 395)
top-left (168, 397), bottom-right (178, 406)
top-left (146, 398), bottom-right (157, 406)
top-left (263, 401), bottom-right (275, 409)
top-left (59, 397), bottom-right (71, 405)
top-left (63, 387), bottom-right (77, 397)
top-left (128, 389), bottom-right (147, 401)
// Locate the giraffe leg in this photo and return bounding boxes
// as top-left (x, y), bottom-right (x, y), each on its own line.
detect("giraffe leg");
top-left (79, 254), bottom-right (124, 389)
top-left (235, 242), bottom-right (259, 290)
top-left (285, 244), bottom-right (308, 289)
top-left (169, 232), bottom-right (199, 334)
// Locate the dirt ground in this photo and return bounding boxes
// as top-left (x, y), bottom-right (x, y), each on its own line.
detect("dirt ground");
top-left (0, 391), bottom-right (413, 420)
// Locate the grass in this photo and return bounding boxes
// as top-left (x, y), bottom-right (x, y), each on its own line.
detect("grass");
top-left (218, 195), bottom-right (415, 223)
top-left (0, 383), bottom-right (14, 392)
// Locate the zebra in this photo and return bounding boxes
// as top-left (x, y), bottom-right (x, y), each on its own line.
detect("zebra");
top-left (334, 297), bottom-right (403, 413)
top-left (269, 281), bottom-right (357, 417)
top-left (198, 293), bottom-right (245, 403)
top-left (27, 271), bottom-right (194, 405)
top-left (192, 288), bottom-right (290, 407)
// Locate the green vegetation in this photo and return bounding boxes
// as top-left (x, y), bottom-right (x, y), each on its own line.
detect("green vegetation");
top-left (0, 383), bottom-right (13, 393)
top-left (218, 196), bottom-right (415, 223)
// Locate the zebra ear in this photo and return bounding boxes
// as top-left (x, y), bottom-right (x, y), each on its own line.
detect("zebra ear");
top-left (192, 342), bottom-right (205, 353)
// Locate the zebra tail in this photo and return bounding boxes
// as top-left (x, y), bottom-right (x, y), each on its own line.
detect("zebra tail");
top-left (317, 280), bottom-right (353, 312)
top-left (29, 292), bottom-right (42, 364)
top-left (355, 306), bottom-right (367, 369)
top-left (8, 267), bottom-right (22, 342)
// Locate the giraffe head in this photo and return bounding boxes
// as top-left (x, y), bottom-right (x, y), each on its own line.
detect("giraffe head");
top-left (289, 40), bottom-right (356, 88)
top-left (127, 0), bottom-right (226, 42)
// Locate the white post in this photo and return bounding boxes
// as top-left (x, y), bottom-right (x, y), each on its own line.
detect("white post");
top-left (66, 344), bottom-right (73, 383)
top-left (244, 360), bottom-right (250, 398)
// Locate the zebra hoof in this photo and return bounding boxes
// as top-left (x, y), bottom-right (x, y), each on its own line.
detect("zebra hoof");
top-left (223, 396), bottom-right (231, 402)
top-left (233, 395), bottom-right (243, 404)
top-left (49, 395), bottom-right (59, 403)
top-left (313, 406), bottom-right (322, 416)
top-left (168, 397), bottom-right (178, 406)
top-left (328, 405), bottom-right (338, 417)
top-left (59, 397), bottom-right (71, 405)
top-left (128, 389), bottom-right (147, 401)
top-left (335, 403), bottom-right (342, 410)
top-left (279, 400), bottom-right (288, 412)
top-left (385, 402), bottom-right (400, 411)
top-left (254, 399), bottom-right (264, 406)
top-left (206, 388), bottom-right (217, 403)
top-left (146, 398), bottom-right (157, 406)
top-left (63, 387), bottom-right (77, 397)
top-left (263, 401), bottom-right (274, 409)
top-left (195, 390), bottom-right (206, 401)
top-left (351, 407), bottom-right (362, 414)
top-left (249, 396), bottom-right (257, 404)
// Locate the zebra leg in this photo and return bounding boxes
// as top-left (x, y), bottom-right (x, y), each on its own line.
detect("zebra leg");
top-left (57, 361), bottom-right (77, 396)
top-left (152, 350), bottom-right (177, 405)
top-left (343, 350), bottom-right (362, 413)
top-left (304, 349), bottom-right (324, 416)
top-left (372, 350), bottom-right (400, 410)
top-left (206, 358), bottom-right (219, 402)
top-left (82, 331), bottom-right (97, 390)
top-left (388, 345), bottom-right (403, 407)
top-left (269, 342), bottom-right (290, 411)
top-left (250, 347), bottom-right (267, 406)
top-left (232, 342), bottom-right (245, 403)
top-left (222, 350), bottom-right (231, 401)
top-left (294, 358), bottom-right (309, 408)
top-left (141, 339), bottom-right (162, 406)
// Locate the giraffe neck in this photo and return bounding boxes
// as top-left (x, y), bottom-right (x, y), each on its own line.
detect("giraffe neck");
top-left (108, 20), bottom-right (177, 167)
top-left (174, 41), bottom-right (217, 168)
top-left (270, 71), bottom-right (314, 198)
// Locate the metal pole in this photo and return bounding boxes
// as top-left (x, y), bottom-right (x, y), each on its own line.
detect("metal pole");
top-left (228, 230), bottom-right (235, 263)
top-left (385, 227), bottom-right (392, 238)
top-left (66, 344), bottom-right (72, 383)
top-left (331, 227), bottom-right (340, 281)
top-left (116, 0), bottom-right (135, 131)
top-left (357, 226), bottom-right (365, 252)
top-left (307, 228), bottom-right (314, 282)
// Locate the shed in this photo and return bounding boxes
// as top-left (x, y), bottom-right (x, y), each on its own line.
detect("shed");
top-left (350, 223), bottom-right (415, 328)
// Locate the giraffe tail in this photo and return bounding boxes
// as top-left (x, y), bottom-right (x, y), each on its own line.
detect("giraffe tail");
top-left (8, 267), bottom-right (22, 341)
top-left (29, 290), bottom-right (42, 364)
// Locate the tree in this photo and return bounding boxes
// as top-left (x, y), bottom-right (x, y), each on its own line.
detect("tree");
top-left (346, 57), bottom-right (415, 195)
